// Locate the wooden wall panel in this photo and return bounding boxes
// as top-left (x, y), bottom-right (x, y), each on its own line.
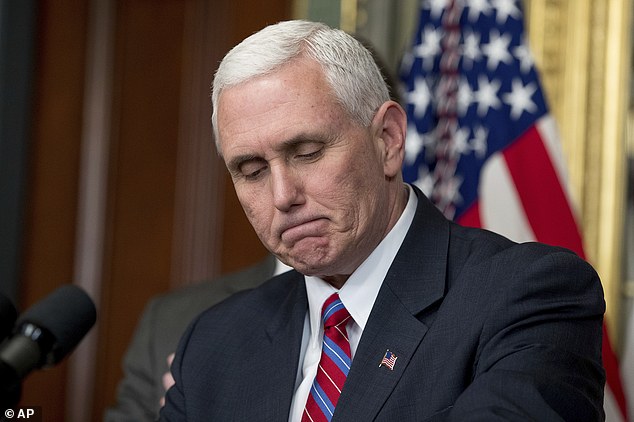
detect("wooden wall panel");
top-left (91, 1), bottom-right (186, 418)
top-left (19, 1), bottom-right (291, 420)
top-left (18, 0), bottom-right (88, 419)
top-left (93, 0), bottom-right (291, 420)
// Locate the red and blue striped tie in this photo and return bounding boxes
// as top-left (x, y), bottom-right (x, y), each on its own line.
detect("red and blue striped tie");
top-left (302, 293), bottom-right (352, 422)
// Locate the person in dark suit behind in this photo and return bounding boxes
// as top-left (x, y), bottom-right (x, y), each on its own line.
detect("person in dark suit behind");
top-left (160, 20), bottom-right (605, 421)
top-left (104, 255), bottom-right (287, 421)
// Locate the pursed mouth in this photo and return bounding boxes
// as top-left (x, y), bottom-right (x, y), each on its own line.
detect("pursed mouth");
top-left (279, 218), bottom-right (328, 243)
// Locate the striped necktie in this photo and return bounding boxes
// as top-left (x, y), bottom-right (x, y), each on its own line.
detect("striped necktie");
top-left (302, 293), bottom-right (352, 422)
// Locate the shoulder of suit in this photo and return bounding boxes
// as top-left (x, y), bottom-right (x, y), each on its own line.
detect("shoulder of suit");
top-left (193, 269), bottom-right (303, 321)
top-left (147, 256), bottom-right (278, 311)
top-left (445, 224), bottom-right (594, 282)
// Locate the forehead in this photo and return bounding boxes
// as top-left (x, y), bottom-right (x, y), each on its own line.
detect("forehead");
top-left (216, 58), bottom-right (350, 157)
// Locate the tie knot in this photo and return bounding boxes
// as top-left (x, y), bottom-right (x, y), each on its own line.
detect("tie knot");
top-left (321, 293), bottom-right (350, 329)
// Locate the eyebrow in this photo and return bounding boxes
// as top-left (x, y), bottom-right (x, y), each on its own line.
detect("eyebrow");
top-left (278, 134), bottom-right (326, 151)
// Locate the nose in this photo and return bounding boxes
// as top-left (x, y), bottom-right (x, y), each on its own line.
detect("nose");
top-left (270, 164), bottom-right (304, 212)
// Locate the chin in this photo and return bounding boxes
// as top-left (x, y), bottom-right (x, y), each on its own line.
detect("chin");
top-left (285, 258), bottom-right (326, 277)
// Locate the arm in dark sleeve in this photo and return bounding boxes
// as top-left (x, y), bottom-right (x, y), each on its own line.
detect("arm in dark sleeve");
top-left (448, 247), bottom-right (605, 421)
top-left (158, 312), bottom-right (198, 422)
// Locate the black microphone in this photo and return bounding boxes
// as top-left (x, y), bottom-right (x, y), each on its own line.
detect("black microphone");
top-left (0, 293), bottom-right (18, 342)
top-left (0, 284), bottom-right (97, 406)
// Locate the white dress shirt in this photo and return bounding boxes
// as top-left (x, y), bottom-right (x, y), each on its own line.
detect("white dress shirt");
top-left (288, 184), bottom-right (417, 421)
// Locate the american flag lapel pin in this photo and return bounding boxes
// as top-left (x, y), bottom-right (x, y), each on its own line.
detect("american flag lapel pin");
top-left (379, 350), bottom-right (398, 370)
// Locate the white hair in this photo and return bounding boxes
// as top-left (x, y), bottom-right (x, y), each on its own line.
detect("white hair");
top-left (211, 20), bottom-right (390, 150)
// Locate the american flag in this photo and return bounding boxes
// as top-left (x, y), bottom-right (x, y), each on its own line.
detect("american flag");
top-left (400, 0), bottom-right (628, 420)
top-left (379, 350), bottom-right (398, 370)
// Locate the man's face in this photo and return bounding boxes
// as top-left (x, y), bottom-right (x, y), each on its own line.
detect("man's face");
top-left (217, 58), bottom-right (402, 285)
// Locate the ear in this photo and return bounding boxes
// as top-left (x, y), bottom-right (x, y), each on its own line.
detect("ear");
top-left (371, 101), bottom-right (407, 178)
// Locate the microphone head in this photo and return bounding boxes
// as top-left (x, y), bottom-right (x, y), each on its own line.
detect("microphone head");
top-left (0, 293), bottom-right (18, 341)
top-left (16, 285), bottom-right (96, 365)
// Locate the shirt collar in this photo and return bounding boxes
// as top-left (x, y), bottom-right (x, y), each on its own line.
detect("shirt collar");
top-left (274, 258), bottom-right (293, 276)
top-left (304, 184), bottom-right (418, 341)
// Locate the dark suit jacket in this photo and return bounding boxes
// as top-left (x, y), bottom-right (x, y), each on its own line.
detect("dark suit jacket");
top-left (104, 256), bottom-right (277, 422)
top-left (160, 188), bottom-right (605, 421)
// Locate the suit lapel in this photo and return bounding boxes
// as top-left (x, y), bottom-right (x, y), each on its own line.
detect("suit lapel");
top-left (240, 271), bottom-right (307, 420)
top-left (334, 188), bottom-right (451, 421)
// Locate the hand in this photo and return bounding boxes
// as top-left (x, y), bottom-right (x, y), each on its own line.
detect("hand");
top-left (159, 353), bottom-right (176, 407)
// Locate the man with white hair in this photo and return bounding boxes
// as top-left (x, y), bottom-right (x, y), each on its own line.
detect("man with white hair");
top-left (160, 20), bottom-right (605, 421)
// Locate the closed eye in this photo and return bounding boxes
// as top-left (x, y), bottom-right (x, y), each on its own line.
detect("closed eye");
top-left (237, 159), bottom-right (268, 181)
top-left (244, 166), bottom-right (267, 180)
top-left (296, 149), bottom-right (322, 160)
top-left (293, 142), bottom-right (324, 162)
